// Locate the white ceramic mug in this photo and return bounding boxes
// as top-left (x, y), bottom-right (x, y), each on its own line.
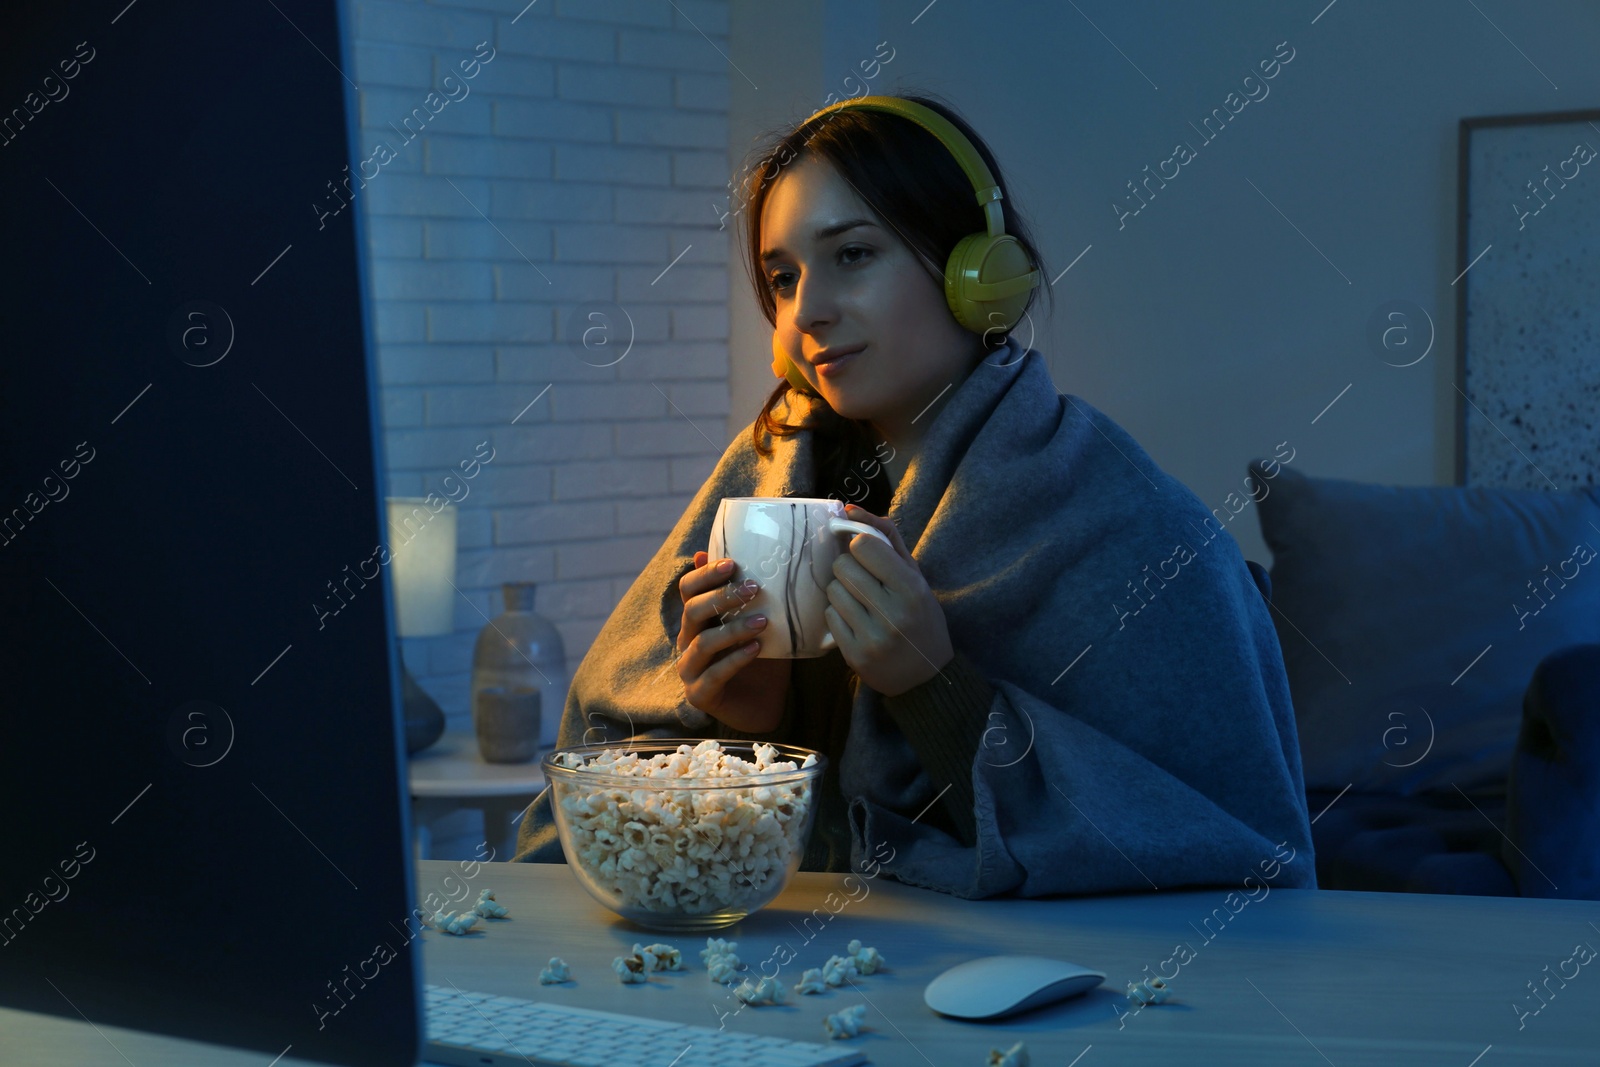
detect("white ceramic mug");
top-left (708, 496), bottom-right (893, 658)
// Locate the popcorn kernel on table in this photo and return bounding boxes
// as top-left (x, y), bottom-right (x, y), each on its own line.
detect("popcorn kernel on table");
top-left (633, 941), bottom-right (683, 971)
top-left (699, 937), bottom-right (738, 964)
top-left (1126, 975), bottom-right (1171, 1005)
top-left (796, 967), bottom-right (828, 994)
top-left (612, 954), bottom-right (647, 984)
top-left (537, 957), bottom-right (571, 984)
top-left (430, 909), bottom-right (478, 935)
top-left (986, 1041), bottom-right (1030, 1067)
top-left (846, 938), bottom-right (885, 974)
top-left (701, 936), bottom-right (742, 983)
top-left (731, 974), bottom-right (786, 1006)
top-left (822, 1003), bottom-right (867, 1039)
top-left (820, 953), bottom-right (859, 987)
top-left (472, 888), bottom-right (509, 919)
top-left (706, 955), bottom-right (741, 983)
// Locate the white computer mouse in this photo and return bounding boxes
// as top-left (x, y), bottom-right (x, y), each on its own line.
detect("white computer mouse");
top-left (924, 955), bottom-right (1107, 1020)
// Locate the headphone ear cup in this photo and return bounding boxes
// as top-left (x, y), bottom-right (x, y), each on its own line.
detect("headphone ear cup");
top-left (770, 330), bottom-right (789, 379)
top-left (784, 356), bottom-right (817, 395)
top-left (943, 233), bottom-right (1036, 336)
top-left (772, 332), bottom-right (819, 396)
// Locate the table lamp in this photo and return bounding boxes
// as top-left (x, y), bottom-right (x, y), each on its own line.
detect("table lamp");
top-left (387, 496), bottom-right (458, 754)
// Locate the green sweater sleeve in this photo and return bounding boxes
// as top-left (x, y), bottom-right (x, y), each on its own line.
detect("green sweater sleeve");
top-left (879, 649), bottom-right (996, 847)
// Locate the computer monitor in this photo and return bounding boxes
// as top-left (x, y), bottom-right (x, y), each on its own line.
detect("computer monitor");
top-left (0, 2), bottom-right (424, 1063)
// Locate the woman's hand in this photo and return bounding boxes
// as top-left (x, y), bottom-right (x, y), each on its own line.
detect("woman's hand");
top-left (825, 504), bottom-right (954, 697)
top-left (675, 550), bottom-right (792, 733)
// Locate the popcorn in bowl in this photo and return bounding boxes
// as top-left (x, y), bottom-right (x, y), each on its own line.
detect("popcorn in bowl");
top-left (543, 739), bottom-right (826, 932)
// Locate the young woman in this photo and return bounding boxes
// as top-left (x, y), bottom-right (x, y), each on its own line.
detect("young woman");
top-left (514, 92), bottom-right (1317, 898)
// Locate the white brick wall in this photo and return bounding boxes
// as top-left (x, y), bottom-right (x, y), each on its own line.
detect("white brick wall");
top-left (347, 0), bottom-right (733, 743)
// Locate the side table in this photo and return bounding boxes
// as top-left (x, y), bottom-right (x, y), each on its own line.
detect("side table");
top-left (407, 728), bottom-right (547, 862)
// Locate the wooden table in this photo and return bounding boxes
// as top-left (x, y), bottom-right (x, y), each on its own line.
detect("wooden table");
top-left (408, 729), bottom-right (547, 861)
top-left (5, 862), bottom-right (1599, 1064)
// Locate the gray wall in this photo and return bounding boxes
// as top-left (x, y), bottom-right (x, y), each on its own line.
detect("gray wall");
top-left (349, 0), bottom-right (1598, 735)
top-left (730, 0), bottom-right (1600, 566)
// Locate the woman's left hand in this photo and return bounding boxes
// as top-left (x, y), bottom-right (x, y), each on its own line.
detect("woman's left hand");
top-left (825, 503), bottom-right (954, 697)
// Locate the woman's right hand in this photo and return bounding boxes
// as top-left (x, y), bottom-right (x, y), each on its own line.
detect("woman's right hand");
top-left (676, 550), bottom-right (792, 734)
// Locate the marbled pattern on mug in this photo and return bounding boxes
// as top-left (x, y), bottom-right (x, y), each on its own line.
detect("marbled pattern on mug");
top-left (710, 499), bottom-right (845, 659)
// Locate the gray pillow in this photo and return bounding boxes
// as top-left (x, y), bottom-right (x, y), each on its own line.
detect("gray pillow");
top-left (1250, 461), bottom-right (1600, 795)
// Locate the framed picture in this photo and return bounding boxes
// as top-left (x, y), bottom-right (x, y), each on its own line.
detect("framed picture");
top-left (1455, 108), bottom-right (1600, 489)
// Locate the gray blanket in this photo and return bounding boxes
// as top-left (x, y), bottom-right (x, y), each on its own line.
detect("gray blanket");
top-left (514, 336), bottom-right (1318, 897)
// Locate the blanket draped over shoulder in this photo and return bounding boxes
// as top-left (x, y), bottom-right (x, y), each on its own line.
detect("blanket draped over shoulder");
top-left (513, 336), bottom-right (1318, 898)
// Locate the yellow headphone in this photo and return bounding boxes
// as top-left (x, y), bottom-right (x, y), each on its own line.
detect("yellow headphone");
top-left (769, 95), bottom-right (1041, 397)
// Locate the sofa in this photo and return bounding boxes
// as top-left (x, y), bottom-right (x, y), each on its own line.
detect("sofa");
top-left (1244, 461), bottom-right (1600, 900)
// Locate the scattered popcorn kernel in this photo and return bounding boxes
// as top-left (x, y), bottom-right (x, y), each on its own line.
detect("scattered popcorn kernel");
top-left (612, 955), bottom-right (647, 984)
top-left (986, 1041), bottom-right (1030, 1067)
top-left (796, 967), bottom-right (828, 994)
top-left (732, 975), bottom-right (786, 1006)
top-left (700, 937), bottom-right (738, 964)
top-left (707, 955), bottom-right (742, 984)
top-left (472, 889), bottom-right (509, 919)
top-left (845, 939), bottom-right (884, 975)
top-left (702, 936), bottom-right (742, 983)
top-left (633, 942), bottom-right (684, 972)
top-left (1126, 975), bottom-right (1171, 1005)
top-left (822, 1003), bottom-right (867, 1039)
top-left (430, 909), bottom-right (479, 936)
top-left (821, 954), bottom-right (860, 987)
top-left (537, 957), bottom-right (571, 985)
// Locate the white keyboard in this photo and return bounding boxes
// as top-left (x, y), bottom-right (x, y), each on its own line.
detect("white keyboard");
top-left (423, 983), bottom-right (869, 1067)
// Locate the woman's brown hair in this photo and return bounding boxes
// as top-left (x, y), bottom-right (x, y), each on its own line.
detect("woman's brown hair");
top-left (735, 90), bottom-right (1052, 504)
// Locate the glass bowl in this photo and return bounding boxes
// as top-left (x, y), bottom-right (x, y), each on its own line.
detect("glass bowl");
top-left (543, 739), bottom-right (825, 932)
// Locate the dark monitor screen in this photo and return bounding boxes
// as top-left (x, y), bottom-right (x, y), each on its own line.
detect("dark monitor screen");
top-left (0, 2), bottom-right (421, 1063)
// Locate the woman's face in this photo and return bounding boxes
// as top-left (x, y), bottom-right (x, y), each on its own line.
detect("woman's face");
top-left (759, 154), bottom-right (981, 436)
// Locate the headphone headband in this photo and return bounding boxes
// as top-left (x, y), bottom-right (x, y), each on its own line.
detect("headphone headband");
top-left (801, 95), bottom-right (1007, 238)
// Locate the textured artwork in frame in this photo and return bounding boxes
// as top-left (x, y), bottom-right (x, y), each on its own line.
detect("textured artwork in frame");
top-left (1455, 108), bottom-right (1600, 489)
